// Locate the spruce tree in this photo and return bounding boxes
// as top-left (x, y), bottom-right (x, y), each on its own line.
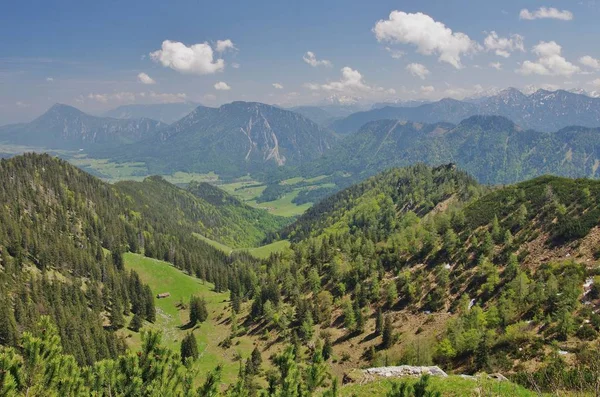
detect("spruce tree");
top-left (382, 316), bottom-right (394, 349)
top-left (189, 295), bottom-right (208, 325)
top-left (180, 333), bottom-right (199, 362)
top-left (129, 313), bottom-right (144, 332)
top-left (375, 308), bottom-right (384, 336)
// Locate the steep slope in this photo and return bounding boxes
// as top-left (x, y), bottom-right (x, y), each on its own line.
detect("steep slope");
top-left (245, 164), bottom-right (600, 392)
top-left (0, 104), bottom-right (165, 149)
top-left (0, 153), bottom-right (261, 365)
top-left (111, 101), bottom-right (338, 176)
top-left (115, 178), bottom-right (289, 247)
top-left (331, 88), bottom-right (600, 134)
top-left (304, 115), bottom-right (600, 185)
top-left (103, 102), bottom-right (199, 124)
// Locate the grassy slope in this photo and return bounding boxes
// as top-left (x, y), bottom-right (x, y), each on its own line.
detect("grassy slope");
top-left (193, 232), bottom-right (291, 259)
top-left (123, 253), bottom-right (256, 383)
top-left (341, 376), bottom-right (544, 397)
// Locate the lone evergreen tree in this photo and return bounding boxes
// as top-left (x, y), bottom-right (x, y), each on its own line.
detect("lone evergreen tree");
top-left (180, 332), bottom-right (199, 362)
top-left (189, 295), bottom-right (208, 325)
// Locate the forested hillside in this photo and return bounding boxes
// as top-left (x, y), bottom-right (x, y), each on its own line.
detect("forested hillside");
top-left (2, 155), bottom-right (600, 395)
top-left (0, 104), bottom-right (165, 150)
top-left (238, 164), bottom-right (600, 393)
top-left (0, 154), bottom-right (259, 365)
top-left (104, 101), bottom-right (338, 177)
top-left (298, 115), bottom-right (600, 185)
top-left (115, 178), bottom-right (289, 248)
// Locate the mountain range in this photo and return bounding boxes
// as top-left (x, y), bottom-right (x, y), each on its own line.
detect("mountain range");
top-left (0, 103), bottom-right (165, 149)
top-left (102, 102), bottom-right (199, 124)
top-left (106, 101), bottom-right (338, 176)
top-left (330, 88), bottom-right (600, 134)
top-left (302, 115), bottom-right (600, 184)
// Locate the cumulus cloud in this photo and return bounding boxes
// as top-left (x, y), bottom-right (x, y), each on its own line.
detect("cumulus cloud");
top-left (406, 63), bottom-right (430, 79)
top-left (580, 55), bottom-right (600, 70)
top-left (517, 41), bottom-right (580, 76)
top-left (231, 62), bottom-right (240, 69)
top-left (272, 83), bottom-right (284, 89)
top-left (321, 67), bottom-right (370, 92)
top-left (483, 31), bottom-right (525, 58)
top-left (150, 40), bottom-right (225, 75)
top-left (489, 62), bottom-right (503, 70)
top-left (420, 85), bottom-right (435, 94)
top-left (214, 81), bottom-right (231, 91)
top-left (373, 11), bottom-right (479, 68)
top-left (215, 39), bottom-right (236, 53)
top-left (519, 7), bottom-right (573, 21)
top-left (303, 51), bottom-right (332, 67)
top-left (137, 72), bottom-right (156, 85)
top-left (304, 67), bottom-right (395, 102)
top-left (46, 77), bottom-right (54, 82)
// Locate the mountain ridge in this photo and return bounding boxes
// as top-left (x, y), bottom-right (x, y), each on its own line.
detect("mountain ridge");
top-left (331, 88), bottom-right (600, 134)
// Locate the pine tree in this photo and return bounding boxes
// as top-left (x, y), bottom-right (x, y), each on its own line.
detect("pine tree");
top-left (382, 315), bottom-right (394, 349)
top-left (129, 313), bottom-right (144, 332)
top-left (322, 336), bottom-right (333, 361)
top-left (180, 333), bottom-right (199, 362)
top-left (375, 308), bottom-right (384, 336)
top-left (189, 295), bottom-right (208, 325)
top-left (110, 297), bottom-right (125, 330)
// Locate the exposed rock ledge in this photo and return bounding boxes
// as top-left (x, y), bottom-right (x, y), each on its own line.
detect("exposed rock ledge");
top-left (363, 365), bottom-right (448, 378)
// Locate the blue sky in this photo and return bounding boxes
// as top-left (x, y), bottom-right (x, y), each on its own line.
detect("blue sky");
top-left (1, 0), bottom-right (600, 123)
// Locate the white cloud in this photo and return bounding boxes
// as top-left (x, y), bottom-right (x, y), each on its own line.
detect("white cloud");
top-left (272, 83), bottom-right (284, 89)
top-left (373, 11), bottom-right (479, 68)
top-left (15, 101), bottom-right (30, 108)
top-left (321, 67), bottom-right (370, 92)
top-left (231, 63), bottom-right (240, 69)
top-left (580, 55), bottom-right (600, 70)
top-left (303, 51), bottom-right (332, 67)
top-left (303, 83), bottom-right (321, 91)
top-left (519, 7), bottom-right (573, 21)
top-left (591, 79), bottom-right (600, 88)
top-left (84, 91), bottom-right (186, 104)
top-left (137, 72), bottom-right (156, 85)
top-left (420, 85), bottom-right (435, 94)
top-left (489, 62), bottom-right (503, 70)
top-left (406, 63), bottom-right (430, 79)
top-left (385, 47), bottom-right (405, 59)
top-left (215, 39), bottom-right (236, 53)
top-left (148, 92), bottom-right (187, 103)
top-left (214, 81), bottom-right (231, 91)
top-left (304, 67), bottom-right (396, 103)
top-left (46, 77), bottom-right (54, 82)
top-left (483, 31), bottom-right (525, 58)
top-left (517, 41), bottom-right (580, 76)
top-left (150, 40), bottom-right (225, 75)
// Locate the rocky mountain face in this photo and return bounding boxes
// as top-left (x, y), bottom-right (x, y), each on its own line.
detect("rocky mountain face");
top-left (331, 88), bottom-right (600, 134)
top-left (103, 102), bottom-right (198, 124)
top-left (304, 115), bottom-right (600, 184)
top-left (115, 101), bottom-right (338, 176)
top-left (0, 104), bottom-right (165, 149)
